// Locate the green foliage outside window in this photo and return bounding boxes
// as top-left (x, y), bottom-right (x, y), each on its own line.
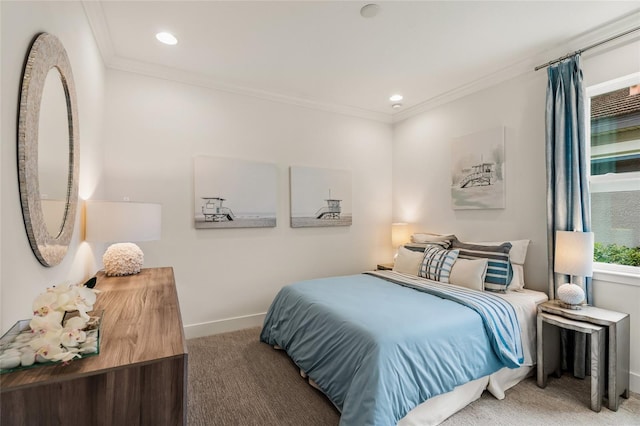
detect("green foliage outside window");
top-left (593, 242), bottom-right (640, 267)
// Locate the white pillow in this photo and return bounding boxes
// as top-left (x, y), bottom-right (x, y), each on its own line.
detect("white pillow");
top-left (449, 258), bottom-right (488, 291)
top-left (509, 264), bottom-right (525, 291)
top-left (393, 246), bottom-right (424, 276)
top-left (411, 233), bottom-right (456, 244)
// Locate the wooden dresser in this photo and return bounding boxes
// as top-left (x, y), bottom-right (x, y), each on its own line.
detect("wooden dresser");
top-left (0, 267), bottom-right (188, 425)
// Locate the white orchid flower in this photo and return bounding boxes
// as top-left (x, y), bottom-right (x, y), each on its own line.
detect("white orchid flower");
top-left (60, 329), bottom-right (87, 348)
top-left (63, 316), bottom-right (88, 330)
top-left (54, 285), bottom-right (97, 319)
top-left (54, 285), bottom-right (77, 311)
top-left (30, 335), bottom-right (64, 360)
top-left (73, 286), bottom-right (97, 320)
top-left (28, 281), bottom-right (99, 365)
top-left (29, 314), bottom-right (63, 334)
top-left (32, 291), bottom-right (58, 316)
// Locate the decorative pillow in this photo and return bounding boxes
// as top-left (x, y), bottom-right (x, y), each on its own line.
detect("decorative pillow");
top-left (450, 238), bottom-right (512, 292)
top-left (469, 239), bottom-right (529, 265)
top-left (470, 239), bottom-right (530, 289)
top-left (411, 233), bottom-right (456, 244)
top-left (508, 264), bottom-right (525, 291)
top-left (419, 246), bottom-right (459, 284)
top-left (449, 258), bottom-right (488, 291)
top-left (403, 241), bottom-right (451, 252)
top-left (392, 246), bottom-right (424, 276)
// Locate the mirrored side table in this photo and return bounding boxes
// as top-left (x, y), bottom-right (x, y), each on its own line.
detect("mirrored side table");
top-left (537, 300), bottom-right (630, 411)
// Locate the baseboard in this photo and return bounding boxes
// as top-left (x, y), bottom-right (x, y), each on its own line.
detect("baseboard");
top-left (184, 312), bottom-right (267, 340)
top-left (631, 371), bottom-right (640, 394)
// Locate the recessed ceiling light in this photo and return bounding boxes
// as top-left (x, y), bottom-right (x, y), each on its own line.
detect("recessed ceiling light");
top-left (392, 103), bottom-right (403, 109)
top-left (389, 94), bottom-right (403, 102)
top-left (360, 4), bottom-right (380, 18)
top-left (156, 32), bottom-right (178, 45)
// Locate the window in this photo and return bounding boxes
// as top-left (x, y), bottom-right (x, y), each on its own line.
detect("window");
top-left (587, 73), bottom-right (640, 269)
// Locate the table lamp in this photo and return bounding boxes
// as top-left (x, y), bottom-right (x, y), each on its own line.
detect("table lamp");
top-left (392, 222), bottom-right (410, 259)
top-left (85, 200), bottom-right (161, 276)
top-left (554, 230), bottom-right (594, 310)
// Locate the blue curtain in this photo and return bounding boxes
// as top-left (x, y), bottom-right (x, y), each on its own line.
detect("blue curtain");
top-left (545, 55), bottom-right (592, 377)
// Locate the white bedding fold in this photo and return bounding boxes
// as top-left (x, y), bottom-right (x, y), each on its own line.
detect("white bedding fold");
top-left (398, 285), bottom-right (548, 425)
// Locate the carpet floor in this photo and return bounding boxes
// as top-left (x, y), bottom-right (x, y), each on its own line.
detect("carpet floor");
top-left (187, 327), bottom-right (639, 425)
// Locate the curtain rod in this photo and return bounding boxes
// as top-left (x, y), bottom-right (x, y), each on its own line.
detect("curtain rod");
top-left (534, 25), bottom-right (640, 71)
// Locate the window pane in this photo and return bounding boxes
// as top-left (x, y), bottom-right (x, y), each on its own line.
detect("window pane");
top-left (590, 84), bottom-right (640, 267)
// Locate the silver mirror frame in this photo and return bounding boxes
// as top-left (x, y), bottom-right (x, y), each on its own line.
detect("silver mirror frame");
top-left (18, 33), bottom-right (79, 267)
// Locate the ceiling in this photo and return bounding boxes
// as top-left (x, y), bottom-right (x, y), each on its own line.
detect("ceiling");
top-left (84, 1), bottom-right (640, 122)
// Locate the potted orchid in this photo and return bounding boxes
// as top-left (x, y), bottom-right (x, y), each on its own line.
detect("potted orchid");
top-left (0, 283), bottom-right (100, 371)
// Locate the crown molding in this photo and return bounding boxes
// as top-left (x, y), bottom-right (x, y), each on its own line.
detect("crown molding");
top-left (393, 10), bottom-right (640, 124)
top-left (82, 1), bottom-right (115, 65)
top-left (107, 55), bottom-right (393, 123)
top-left (82, 1), bottom-right (638, 126)
top-left (81, 1), bottom-right (391, 123)
top-left (391, 56), bottom-right (536, 124)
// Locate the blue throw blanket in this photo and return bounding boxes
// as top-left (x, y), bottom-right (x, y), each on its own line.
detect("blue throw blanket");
top-left (260, 272), bottom-right (523, 426)
top-left (366, 270), bottom-right (524, 368)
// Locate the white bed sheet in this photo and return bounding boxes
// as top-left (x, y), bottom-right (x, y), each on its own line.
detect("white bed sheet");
top-left (397, 288), bottom-right (548, 426)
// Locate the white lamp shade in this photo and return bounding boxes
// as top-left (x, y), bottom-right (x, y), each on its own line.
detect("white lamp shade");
top-left (554, 230), bottom-right (594, 277)
top-left (85, 201), bottom-right (161, 243)
top-left (391, 222), bottom-right (410, 248)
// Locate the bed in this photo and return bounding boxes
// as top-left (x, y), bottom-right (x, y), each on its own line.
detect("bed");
top-left (260, 238), bottom-right (548, 425)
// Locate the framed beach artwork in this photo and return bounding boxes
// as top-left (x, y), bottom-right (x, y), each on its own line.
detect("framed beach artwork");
top-left (290, 166), bottom-right (352, 228)
top-left (451, 127), bottom-right (505, 210)
top-left (193, 156), bottom-right (277, 229)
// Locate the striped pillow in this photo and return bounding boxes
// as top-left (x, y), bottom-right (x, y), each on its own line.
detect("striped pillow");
top-left (418, 246), bottom-right (460, 284)
top-left (450, 238), bottom-right (513, 292)
top-left (403, 240), bottom-right (451, 252)
top-left (411, 233), bottom-right (456, 244)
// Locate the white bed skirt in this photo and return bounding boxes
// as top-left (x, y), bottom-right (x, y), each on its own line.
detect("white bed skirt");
top-left (296, 363), bottom-right (533, 426)
top-left (397, 364), bottom-right (533, 426)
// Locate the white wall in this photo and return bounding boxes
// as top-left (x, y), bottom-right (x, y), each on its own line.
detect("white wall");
top-left (102, 69), bottom-right (393, 336)
top-left (0, 1), bottom-right (106, 332)
top-left (393, 38), bottom-right (640, 391)
top-left (393, 70), bottom-right (549, 293)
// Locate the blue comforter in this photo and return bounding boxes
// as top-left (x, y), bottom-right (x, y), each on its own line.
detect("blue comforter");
top-left (260, 272), bottom-right (522, 426)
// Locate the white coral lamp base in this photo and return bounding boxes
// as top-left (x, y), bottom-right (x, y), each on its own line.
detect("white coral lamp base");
top-left (557, 283), bottom-right (585, 310)
top-left (102, 242), bottom-right (144, 276)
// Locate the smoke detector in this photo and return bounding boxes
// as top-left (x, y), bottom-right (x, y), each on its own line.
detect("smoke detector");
top-left (360, 4), bottom-right (380, 18)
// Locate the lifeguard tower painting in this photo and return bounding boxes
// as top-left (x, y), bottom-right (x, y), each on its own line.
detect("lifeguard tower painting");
top-left (290, 166), bottom-right (352, 228)
top-left (201, 197), bottom-right (235, 222)
top-left (451, 127), bottom-right (505, 210)
top-left (194, 156), bottom-right (277, 228)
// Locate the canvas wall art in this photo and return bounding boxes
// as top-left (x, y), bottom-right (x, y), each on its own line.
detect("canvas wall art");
top-left (290, 166), bottom-right (352, 228)
top-left (451, 127), bottom-right (505, 210)
top-left (194, 156), bottom-right (277, 228)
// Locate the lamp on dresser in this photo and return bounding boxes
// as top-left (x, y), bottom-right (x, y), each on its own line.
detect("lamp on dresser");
top-left (85, 200), bottom-right (161, 276)
top-left (554, 230), bottom-right (594, 309)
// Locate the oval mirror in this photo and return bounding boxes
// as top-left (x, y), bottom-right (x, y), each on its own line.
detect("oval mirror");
top-left (39, 67), bottom-right (70, 238)
top-left (18, 33), bottom-right (79, 267)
